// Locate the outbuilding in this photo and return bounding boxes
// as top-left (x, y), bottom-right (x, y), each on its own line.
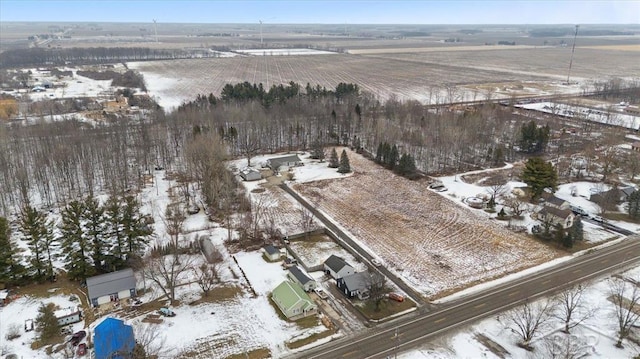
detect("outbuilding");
top-left (239, 168), bottom-right (262, 181)
top-left (55, 306), bottom-right (82, 326)
top-left (263, 245), bottom-right (282, 261)
top-left (86, 268), bottom-right (137, 307)
top-left (94, 317), bottom-right (135, 359)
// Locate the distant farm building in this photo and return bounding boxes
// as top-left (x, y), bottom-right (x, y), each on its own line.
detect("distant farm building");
top-left (86, 268), bottom-right (137, 307)
top-left (94, 317), bottom-right (135, 359)
top-left (239, 167), bottom-right (262, 181)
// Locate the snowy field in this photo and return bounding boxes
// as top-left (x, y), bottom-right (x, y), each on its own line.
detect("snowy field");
top-left (517, 102), bottom-right (640, 130)
top-left (235, 48), bottom-right (337, 56)
top-left (401, 266), bottom-right (640, 359)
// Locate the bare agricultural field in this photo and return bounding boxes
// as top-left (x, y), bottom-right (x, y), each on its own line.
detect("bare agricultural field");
top-left (578, 44), bottom-right (640, 52)
top-left (129, 54), bottom-right (552, 109)
top-left (292, 149), bottom-right (559, 297)
top-left (348, 44), bottom-right (539, 55)
top-left (367, 47), bottom-right (640, 80)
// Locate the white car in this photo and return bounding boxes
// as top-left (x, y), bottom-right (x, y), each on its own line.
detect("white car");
top-left (314, 287), bottom-right (328, 299)
top-left (371, 258), bottom-right (382, 266)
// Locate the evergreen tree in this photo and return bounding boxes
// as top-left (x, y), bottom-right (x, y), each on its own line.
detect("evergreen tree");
top-left (375, 142), bottom-right (384, 164)
top-left (397, 153), bottom-right (417, 177)
top-left (328, 148), bottom-right (339, 168)
top-left (388, 145), bottom-right (399, 169)
top-left (121, 196), bottom-right (153, 259)
top-left (35, 303), bottom-right (59, 341)
top-left (553, 223), bottom-right (565, 244)
top-left (0, 217), bottom-right (25, 286)
top-left (569, 216), bottom-right (584, 242)
top-left (628, 191), bottom-right (640, 219)
top-left (59, 200), bottom-right (95, 281)
top-left (310, 139), bottom-right (325, 161)
top-left (521, 157), bottom-right (558, 200)
top-left (338, 149), bottom-right (352, 173)
top-left (83, 196), bottom-right (107, 272)
top-left (563, 232), bottom-right (574, 248)
top-left (105, 195), bottom-right (125, 267)
top-left (18, 205), bottom-right (52, 281)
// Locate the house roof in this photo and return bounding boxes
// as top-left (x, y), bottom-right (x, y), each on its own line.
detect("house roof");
top-left (268, 154), bottom-right (302, 167)
top-left (621, 186), bottom-right (637, 197)
top-left (94, 317), bottom-right (135, 359)
top-left (341, 272), bottom-right (371, 292)
top-left (542, 194), bottom-right (567, 207)
top-left (288, 266), bottom-right (314, 285)
top-left (539, 206), bottom-right (573, 220)
top-left (86, 268), bottom-right (136, 300)
top-left (263, 245), bottom-right (280, 255)
top-left (324, 255), bottom-right (353, 273)
top-left (272, 281), bottom-right (315, 312)
top-left (54, 306), bottom-right (80, 319)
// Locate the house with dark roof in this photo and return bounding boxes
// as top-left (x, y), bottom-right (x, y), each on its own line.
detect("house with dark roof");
top-left (538, 206), bottom-right (575, 229)
top-left (271, 281), bottom-right (317, 320)
top-left (94, 317), bottom-right (135, 359)
top-left (263, 245), bottom-right (282, 261)
top-left (591, 186), bottom-right (637, 204)
top-left (540, 193), bottom-right (570, 210)
top-left (287, 266), bottom-right (317, 292)
top-left (86, 268), bottom-right (136, 307)
top-left (323, 255), bottom-right (355, 280)
top-left (266, 154), bottom-right (302, 170)
top-left (337, 272), bottom-right (371, 300)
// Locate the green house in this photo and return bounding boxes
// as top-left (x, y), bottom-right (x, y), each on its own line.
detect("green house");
top-left (271, 280), bottom-right (318, 320)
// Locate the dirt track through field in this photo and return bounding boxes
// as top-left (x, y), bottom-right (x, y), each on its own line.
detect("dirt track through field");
top-left (293, 149), bottom-right (559, 296)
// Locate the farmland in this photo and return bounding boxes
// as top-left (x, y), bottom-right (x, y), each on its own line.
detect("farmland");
top-left (292, 149), bottom-right (559, 297)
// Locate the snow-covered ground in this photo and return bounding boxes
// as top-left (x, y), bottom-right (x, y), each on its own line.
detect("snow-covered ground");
top-left (403, 265), bottom-right (640, 359)
top-left (517, 101), bottom-right (640, 130)
top-left (235, 48), bottom-right (337, 56)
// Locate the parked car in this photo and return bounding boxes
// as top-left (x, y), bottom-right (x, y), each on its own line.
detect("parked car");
top-left (371, 258), bottom-right (382, 267)
top-left (570, 205), bottom-right (588, 216)
top-left (60, 326), bottom-right (73, 335)
top-left (77, 343), bottom-right (87, 356)
top-left (24, 319), bottom-right (34, 332)
top-left (158, 307), bottom-right (176, 317)
top-left (388, 292), bottom-right (405, 302)
top-left (314, 287), bottom-right (329, 300)
top-left (69, 330), bottom-right (86, 346)
top-left (591, 215), bottom-right (605, 223)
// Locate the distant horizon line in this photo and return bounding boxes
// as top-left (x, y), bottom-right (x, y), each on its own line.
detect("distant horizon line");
top-left (2, 21), bottom-right (637, 26)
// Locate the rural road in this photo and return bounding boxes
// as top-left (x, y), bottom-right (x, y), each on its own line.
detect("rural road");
top-left (289, 235), bottom-right (640, 359)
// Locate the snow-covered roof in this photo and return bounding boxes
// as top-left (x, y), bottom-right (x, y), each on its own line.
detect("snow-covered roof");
top-left (86, 268), bottom-right (136, 300)
top-left (54, 306), bottom-right (80, 319)
top-left (0, 290), bottom-right (8, 300)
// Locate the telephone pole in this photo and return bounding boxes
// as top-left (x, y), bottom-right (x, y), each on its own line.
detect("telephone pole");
top-left (566, 24), bottom-right (580, 85)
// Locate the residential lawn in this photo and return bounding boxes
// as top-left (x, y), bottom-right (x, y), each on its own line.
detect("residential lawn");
top-left (188, 285), bottom-right (242, 305)
top-left (605, 212), bottom-right (640, 224)
top-left (357, 297), bottom-right (416, 320)
top-left (225, 348), bottom-right (271, 359)
top-left (286, 329), bottom-right (336, 349)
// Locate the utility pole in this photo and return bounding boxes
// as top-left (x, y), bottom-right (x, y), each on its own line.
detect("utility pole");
top-left (566, 24), bottom-right (580, 85)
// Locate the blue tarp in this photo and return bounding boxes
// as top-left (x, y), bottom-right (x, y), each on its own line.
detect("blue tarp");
top-left (94, 317), bottom-right (135, 359)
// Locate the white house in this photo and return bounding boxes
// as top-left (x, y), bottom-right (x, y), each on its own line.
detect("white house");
top-left (287, 265), bottom-right (317, 292)
top-left (266, 154), bottom-right (303, 170)
top-left (323, 255), bottom-right (355, 280)
top-left (538, 207), bottom-right (575, 229)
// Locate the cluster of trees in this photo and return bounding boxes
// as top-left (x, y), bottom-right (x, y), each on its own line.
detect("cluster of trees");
top-left (375, 142), bottom-right (418, 179)
top-left (77, 69), bottom-right (147, 91)
top-left (0, 195), bottom-right (153, 286)
top-left (518, 121), bottom-right (550, 154)
top-left (328, 148), bottom-right (351, 173)
top-left (0, 47), bottom-right (216, 69)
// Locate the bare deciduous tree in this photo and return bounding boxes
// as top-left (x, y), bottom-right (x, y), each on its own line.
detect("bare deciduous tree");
top-left (193, 263), bottom-right (220, 297)
top-left (504, 195), bottom-right (528, 218)
top-left (553, 284), bottom-right (597, 333)
top-left (143, 252), bottom-right (194, 304)
top-left (508, 299), bottom-right (554, 350)
top-left (609, 276), bottom-right (640, 347)
top-left (133, 323), bottom-right (173, 358)
top-left (164, 205), bottom-right (185, 248)
top-left (367, 271), bottom-right (388, 311)
top-left (542, 332), bottom-right (593, 359)
top-left (298, 204), bottom-right (316, 240)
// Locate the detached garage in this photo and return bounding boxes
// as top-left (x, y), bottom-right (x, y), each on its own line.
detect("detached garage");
top-left (87, 268), bottom-right (137, 307)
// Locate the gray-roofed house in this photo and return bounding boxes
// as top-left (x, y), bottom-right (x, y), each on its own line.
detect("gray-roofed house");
top-left (263, 245), bottom-right (282, 262)
top-left (287, 266), bottom-right (317, 292)
top-left (239, 168), bottom-right (262, 181)
top-left (538, 207), bottom-right (575, 229)
top-left (86, 268), bottom-right (137, 307)
top-left (266, 154), bottom-right (302, 170)
top-left (323, 255), bottom-right (355, 280)
top-left (541, 193), bottom-right (570, 210)
top-left (337, 272), bottom-right (371, 300)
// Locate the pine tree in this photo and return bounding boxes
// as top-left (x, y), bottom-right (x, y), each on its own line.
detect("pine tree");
top-left (388, 145), bottom-right (399, 169)
top-left (328, 148), bottom-right (339, 168)
top-left (553, 223), bottom-right (565, 244)
top-left (397, 153), bottom-right (417, 177)
top-left (311, 139), bottom-right (325, 161)
top-left (19, 205), bottom-right (51, 281)
top-left (338, 149), bottom-right (351, 173)
top-left (59, 200), bottom-right (95, 281)
top-left (0, 217), bottom-right (25, 286)
top-left (121, 195), bottom-right (153, 259)
top-left (628, 191), bottom-right (640, 219)
top-left (563, 232), bottom-right (574, 248)
top-left (521, 157), bottom-right (558, 200)
top-left (569, 216), bottom-right (584, 242)
top-left (105, 195), bottom-right (125, 267)
top-left (35, 303), bottom-right (59, 341)
top-left (83, 196), bottom-right (107, 272)
top-left (375, 142), bottom-right (383, 164)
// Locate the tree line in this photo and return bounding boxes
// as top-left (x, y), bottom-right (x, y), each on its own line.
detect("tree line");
top-left (0, 194), bottom-right (153, 286)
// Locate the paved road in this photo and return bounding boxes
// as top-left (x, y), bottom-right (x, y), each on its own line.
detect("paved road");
top-left (290, 236), bottom-right (640, 359)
